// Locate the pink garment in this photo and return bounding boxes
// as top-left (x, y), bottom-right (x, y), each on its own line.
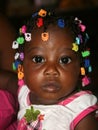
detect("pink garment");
top-left (0, 90), bottom-right (18, 130)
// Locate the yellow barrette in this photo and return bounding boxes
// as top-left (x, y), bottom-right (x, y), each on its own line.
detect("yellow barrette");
top-left (72, 43), bottom-right (79, 52)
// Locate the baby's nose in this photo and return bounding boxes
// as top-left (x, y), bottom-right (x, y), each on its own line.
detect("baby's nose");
top-left (44, 63), bottom-right (59, 77)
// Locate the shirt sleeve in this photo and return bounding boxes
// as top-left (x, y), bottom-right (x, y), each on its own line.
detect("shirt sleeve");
top-left (0, 90), bottom-right (18, 129)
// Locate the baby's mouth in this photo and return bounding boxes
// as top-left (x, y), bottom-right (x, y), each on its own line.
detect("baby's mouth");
top-left (42, 82), bottom-right (61, 93)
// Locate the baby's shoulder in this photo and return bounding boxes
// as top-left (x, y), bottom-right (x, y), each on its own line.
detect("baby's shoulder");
top-left (67, 90), bottom-right (97, 109)
top-left (60, 90), bottom-right (97, 107)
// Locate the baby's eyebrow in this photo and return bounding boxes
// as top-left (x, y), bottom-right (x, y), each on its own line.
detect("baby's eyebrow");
top-left (60, 48), bottom-right (78, 55)
top-left (60, 47), bottom-right (74, 52)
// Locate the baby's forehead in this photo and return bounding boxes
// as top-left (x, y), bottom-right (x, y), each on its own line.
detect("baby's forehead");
top-left (24, 25), bottom-right (74, 53)
top-left (31, 24), bottom-right (74, 40)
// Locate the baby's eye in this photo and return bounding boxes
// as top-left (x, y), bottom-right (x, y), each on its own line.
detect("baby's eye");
top-left (32, 56), bottom-right (45, 63)
top-left (59, 56), bottom-right (72, 64)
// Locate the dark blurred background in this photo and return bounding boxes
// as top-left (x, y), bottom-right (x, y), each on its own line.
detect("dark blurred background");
top-left (0, 0), bottom-right (98, 97)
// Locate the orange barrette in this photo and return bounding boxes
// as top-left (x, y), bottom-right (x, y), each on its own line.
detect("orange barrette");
top-left (81, 67), bottom-right (85, 75)
top-left (38, 9), bottom-right (47, 17)
top-left (18, 64), bottom-right (24, 80)
top-left (41, 32), bottom-right (49, 41)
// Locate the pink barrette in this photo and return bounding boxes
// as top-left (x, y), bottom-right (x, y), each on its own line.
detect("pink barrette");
top-left (82, 76), bottom-right (90, 87)
top-left (79, 24), bottom-right (86, 32)
top-left (21, 25), bottom-right (27, 34)
top-left (18, 79), bottom-right (25, 87)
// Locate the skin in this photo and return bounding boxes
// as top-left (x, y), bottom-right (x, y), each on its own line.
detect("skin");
top-left (75, 113), bottom-right (98, 130)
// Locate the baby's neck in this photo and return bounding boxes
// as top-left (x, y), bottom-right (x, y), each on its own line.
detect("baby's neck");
top-left (29, 89), bottom-right (77, 105)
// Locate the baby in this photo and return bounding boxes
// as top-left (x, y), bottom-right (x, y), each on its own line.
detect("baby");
top-left (11, 9), bottom-right (98, 130)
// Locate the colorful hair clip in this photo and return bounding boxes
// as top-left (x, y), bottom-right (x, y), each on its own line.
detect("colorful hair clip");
top-left (25, 33), bottom-right (31, 42)
top-left (14, 52), bottom-right (20, 60)
top-left (81, 67), bottom-right (85, 75)
top-left (37, 18), bottom-right (43, 27)
top-left (17, 37), bottom-right (25, 45)
top-left (82, 76), bottom-right (90, 87)
top-left (13, 60), bottom-right (21, 69)
top-left (18, 79), bottom-right (25, 87)
top-left (21, 25), bottom-right (27, 34)
top-left (38, 9), bottom-right (47, 17)
top-left (12, 41), bottom-right (19, 49)
top-left (18, 64), bottom-right (23, 72)
top-left (57, 19), bottom-right (65, 28)
top-left (84, 59), bottom-right (90, 68)
top-left (20, 52), bottom-right (24, 61)
top-left (72, 43), bottom-right (79, 52)
top-left (79, 24), bottom-right (86, 32)
top-left (18, 65), bottom-right (24, 80)
top-left (75, 17), bottom-right (82, 24)
top-left (41, 32), bottom-right (49, 41)
top-left (81, 50), bottom-right (90, 57)
top-left (76, 37), bottom-right (80, 45)
top-left (12, 62), bottom-right (17, 70)
top-left (18, 71), bottom-right (24, 80)
top-left (88, 66), bottom-right (92, 72)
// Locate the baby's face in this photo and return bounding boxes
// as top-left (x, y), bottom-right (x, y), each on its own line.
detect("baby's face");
top-left (23, 25), bottom-right (80, 105)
